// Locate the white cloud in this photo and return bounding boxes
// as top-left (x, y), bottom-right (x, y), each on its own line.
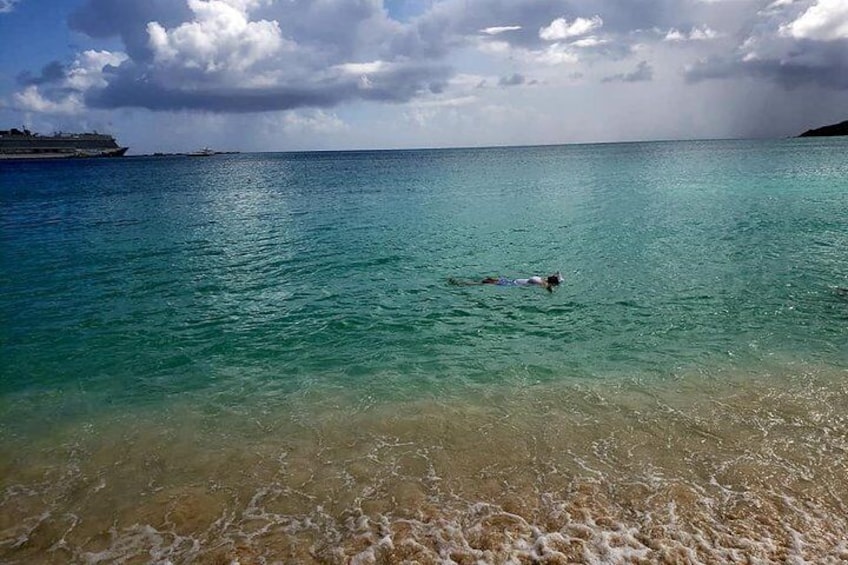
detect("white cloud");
top-left (534, 43), bottom-right (580, 65)
top-left (539, 16), bottom-right (603, 41)
top-left (664, 29), bottom-right (687, 42)
top-left (478, 22), bottom-right (586, 66)
top-left (739, 36), bottom-right (762, 60)
top-left (10, 50), bottom-right (127, 115)
top-left (480, 25), bottom-right (522, 36)
top-left (335, 61), bottom-right (389, 75)
top-left (759, 0), bottom-right (794, 16)
top-left (13, 86), bottom-right (82, 114)
top-left (767, 0), bottom-right (794, 8)
top-left (690, 26), bottom-right (720, 40)
top-left (569, 36), bottom-right (608, 48)
top-left (147, 0), bottom-right (285, 72)
top-left (479, 38), bottom-right (581, 66)
top-left (665, 25), bottom-right (721, 42)
top-left (65, 50), bottom-right (128, 90)
top-left (780, 0), bottom-right (848, 40)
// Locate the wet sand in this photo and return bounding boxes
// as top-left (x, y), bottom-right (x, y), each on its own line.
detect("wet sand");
top-left (2, 364), bottom-right (847, 563)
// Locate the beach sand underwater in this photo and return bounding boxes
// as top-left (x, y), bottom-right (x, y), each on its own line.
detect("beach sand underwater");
top-left (3, 363), bottom-right (848, 563)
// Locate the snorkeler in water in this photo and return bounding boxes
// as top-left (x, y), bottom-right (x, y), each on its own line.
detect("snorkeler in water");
top-left (450, 272), bottom-right (563, 292)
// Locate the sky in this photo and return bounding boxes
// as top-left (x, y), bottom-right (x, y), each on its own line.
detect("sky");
top-left (0, 0), bottom-right (846, 154)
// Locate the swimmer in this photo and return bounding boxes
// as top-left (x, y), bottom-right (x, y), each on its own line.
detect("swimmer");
top-left (450, 272), bottom-right (563, 292)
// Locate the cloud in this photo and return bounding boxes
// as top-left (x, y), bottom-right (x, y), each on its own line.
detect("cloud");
top-left (404, 0), bottom-right (667, 59)
top-left (10, 0), bottom-right (847, 132)
top-left (498, 73), bottom-right (526, 86)
top-left (13, 86), bottom-right (82, 114)
top-left (403, 94), bottom-right (479, 128)
top-left (779, 0), bottom-right (848, 40)
top-left (18, 0), bottom-right (719, 117)
top-left (0, 0), bottom-right (20, 13)
top-left (85, 58), bottom-right (451, 112)
top-left (762, 0), bottom-right (794, 13)
top-left (534, 44), bottom-right (581, 65)
top-left (539, 16), bottom-right (603, 41)
top-left (664, 25), bottom-right (721, 42)
top-left (569, 36), bottom-right (608, 48)
top-left (282, 109), bottom-right (347, 135)
top-left (17, 61), bottom-right (68, 86)
top-left (480, 25), bottom-right (522, 35)
top-left (686, 0), bottom-right (848, 90)
top-left (68, 50), bottom-right (129, 90)
top-left (11, 50), bottom-right (128, 115)
top-left (686, 47), bottom-right (848, 89)
top-left (335, 61), bottom-right (390, 75)
top-left (68, 0), bottom-right (191, 61)
top-left (146, 0), bottom-right (285, 73)
top-left (602, 60), bottom-right (653, 82)
top-left (51, 0), bottom-right (453, 113)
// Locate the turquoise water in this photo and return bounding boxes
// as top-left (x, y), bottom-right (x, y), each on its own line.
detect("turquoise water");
top-left (4, 140), bottom-right (846, 401)
top-left (2, 139), bottom-right (848, 562)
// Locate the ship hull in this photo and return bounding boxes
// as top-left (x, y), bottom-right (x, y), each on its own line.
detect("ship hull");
top-left (0, 148), bottom-right (128, 160)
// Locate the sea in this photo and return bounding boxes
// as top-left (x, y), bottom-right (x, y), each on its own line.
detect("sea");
top-left (1, 139), bottom-right (847, 564)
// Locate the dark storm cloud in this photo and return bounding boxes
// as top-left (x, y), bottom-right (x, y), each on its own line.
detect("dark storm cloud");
top-left (87, 78), bottom-right (352, 112)
top-left (686, 45), bottom-right (848, 90)
top-left (686, 39), bottom-right (848, 91)
top-left (69, 1), bottom-right (191, 62)
top-left (602, 60), bottom-right (653, 83)
top-left (85, 60), bottom-right (452, 112)
top-left (17, 61), bottom-right (67, 86)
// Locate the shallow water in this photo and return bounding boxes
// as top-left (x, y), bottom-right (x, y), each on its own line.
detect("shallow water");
top-left (3, 367), bottom-right (848, 563)
top-left (2, 139), bottom-right (847, 562)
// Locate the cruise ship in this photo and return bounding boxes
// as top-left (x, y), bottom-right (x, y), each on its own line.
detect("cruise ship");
top-left (0, 128), bottom-right (128, 160)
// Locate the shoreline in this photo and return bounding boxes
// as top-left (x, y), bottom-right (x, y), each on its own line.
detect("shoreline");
top-left (3, 363), bottom-right (847, 562)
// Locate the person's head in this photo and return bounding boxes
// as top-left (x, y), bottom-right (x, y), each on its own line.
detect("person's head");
top-left (546, 273), bottom-right (561, 292)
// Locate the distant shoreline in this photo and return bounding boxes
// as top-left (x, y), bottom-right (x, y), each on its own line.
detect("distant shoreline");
top-left (798, 119), bottom-right (848, 137)
top-left (147, 150), bottom-right (241, 157)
